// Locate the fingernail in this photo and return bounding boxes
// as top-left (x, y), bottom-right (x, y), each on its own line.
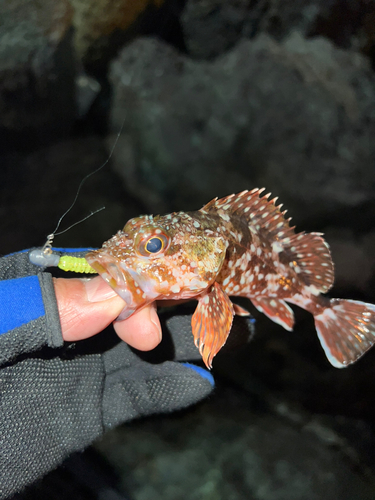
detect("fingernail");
top-left (149, 303), bottom-right (162, 342)
top-left (84, 277), bottom-right (118, 302)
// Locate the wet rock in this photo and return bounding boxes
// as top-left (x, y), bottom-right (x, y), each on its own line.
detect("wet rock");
top-left (96, 386), bottom-right (375, 500)
top-left (181, 0), bottom-right (255, 59)
top-left (254, 0), bottom-right (336, 41)
top-left (181, 0), bottom-right (375, 63)
top-left (0, 0), bottom-right (76, 150)
top-left (310, 1), bottom-right (375, 55)
top-left (75, 71), bottom-right (101, 118)
top-left (109, 34), bottom-right (375, 224)
top-left (70, 0), bottom-right (166, 69)
top-left (181, 0), bottom-right (337, 59)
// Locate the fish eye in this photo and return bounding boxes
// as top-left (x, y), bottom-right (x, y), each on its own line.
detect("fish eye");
top-left (145, 236), bottom-right (163, 254)
top-left (136, 230), bottom-right (170, 257)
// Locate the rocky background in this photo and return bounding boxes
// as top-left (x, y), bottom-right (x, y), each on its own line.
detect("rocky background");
top-left (2, 0), bottom-right (375, 499)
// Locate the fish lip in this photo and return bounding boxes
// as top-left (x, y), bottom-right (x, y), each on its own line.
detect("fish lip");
top-left (86, 250), bottom-right (160, 301)
top-left (85, 250), bottom-right (130, 290)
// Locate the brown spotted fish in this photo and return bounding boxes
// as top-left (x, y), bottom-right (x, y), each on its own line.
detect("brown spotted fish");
top-left (86, 189), bottom-right (375, 369)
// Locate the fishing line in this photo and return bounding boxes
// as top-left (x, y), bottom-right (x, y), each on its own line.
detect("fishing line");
top-left (29, 121), bottom-right (125, 270)
top-left (54, 207), bottom-right (106, 237)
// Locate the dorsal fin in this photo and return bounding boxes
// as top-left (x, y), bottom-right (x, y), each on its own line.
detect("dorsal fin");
top-left (200, 189), bottom-right (335, 294)
top-left (284, 232), bottom-right (334, 293)
top-left (200, 188), bottom-right (295, 242)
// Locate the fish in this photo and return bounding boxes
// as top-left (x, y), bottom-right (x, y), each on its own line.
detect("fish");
top-left (85, 188), bottom-right (375, 369)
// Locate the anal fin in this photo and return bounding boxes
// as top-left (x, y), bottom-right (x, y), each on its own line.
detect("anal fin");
top-left (192, 282), bottom-right (234, 368)
top-left (233, 303), bottom-right (251, 317)
top-left (250, 297), bottom-right (295, 331)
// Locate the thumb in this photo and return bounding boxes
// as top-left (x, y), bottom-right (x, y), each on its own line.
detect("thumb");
top-left (53, 276), bottom-right (126, 341)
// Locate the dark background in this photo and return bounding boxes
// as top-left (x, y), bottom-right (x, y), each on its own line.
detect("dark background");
top-left (1, 0), bottom-right (375, 498)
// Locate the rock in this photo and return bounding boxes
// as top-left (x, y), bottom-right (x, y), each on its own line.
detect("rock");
top-left (69, 0), bottom-right (166, 68)
top-left (181, 0), bottom-right (337, 59)
top-left (109, 34), bottom-right (375, 223)
top-left (181, 0), bottom-right (255, 59)
top-left (0, 0), bottom-right (76, 150)
top-left (181, 0), bottom-right (375, 64)
top-left (310, 1), bottom-right (375, 54)
top-left (254, 0), bottom-right (336, 41)
top-left (96, 385), bottom-right (375, 500)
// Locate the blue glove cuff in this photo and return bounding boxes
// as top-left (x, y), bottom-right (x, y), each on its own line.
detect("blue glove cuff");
top-left (181, 362), bottom-right (215, 386)
top-left (0, 275), bottom-right (45, 334)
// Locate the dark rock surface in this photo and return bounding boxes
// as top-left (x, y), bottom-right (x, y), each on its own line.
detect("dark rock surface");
top-left (96, 385), bottom-right (375, 500)
top-left (109, 33), bottom-right (375, 219)
top-left (0, 0), bottom-right (76, 150)
top-left (181, 0), bottom-right (257, 59)
top-left (70, 0), bottom-right (168, 69)
top-left (181, 0), bottom-right (375, 59)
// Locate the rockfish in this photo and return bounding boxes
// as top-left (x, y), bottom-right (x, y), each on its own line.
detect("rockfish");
top-left (86, 189), bottom-right (375, 369)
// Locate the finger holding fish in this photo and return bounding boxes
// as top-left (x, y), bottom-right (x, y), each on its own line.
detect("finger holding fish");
top-left (54, 276), bottom-right (162, 351)
top-left (113, 302), bottom-right (162, 351)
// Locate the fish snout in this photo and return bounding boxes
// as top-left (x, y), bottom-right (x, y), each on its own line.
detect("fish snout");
top-left (86, 250), bottom-right (130, 291)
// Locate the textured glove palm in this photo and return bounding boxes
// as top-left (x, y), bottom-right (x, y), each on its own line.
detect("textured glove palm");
top-left (0, 250), bottom-right (213, 499)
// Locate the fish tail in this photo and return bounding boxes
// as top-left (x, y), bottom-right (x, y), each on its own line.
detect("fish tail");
top-left (314, 299), bottom-right (375, 368)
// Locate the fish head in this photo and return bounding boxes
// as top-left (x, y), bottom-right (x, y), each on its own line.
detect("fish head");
top-left (86, 212), bottom-right (227, 318)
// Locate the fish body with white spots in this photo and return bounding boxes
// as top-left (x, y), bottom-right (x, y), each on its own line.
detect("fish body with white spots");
top-left (86, 189), bottom-right (375, 369)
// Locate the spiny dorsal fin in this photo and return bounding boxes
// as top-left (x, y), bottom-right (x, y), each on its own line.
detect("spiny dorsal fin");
top-left (200, 189), bottom-right (295, 241)
top-left (200, 189), bottom-right (335, 294)
top-left (284, 232), bottom-right (334, 293)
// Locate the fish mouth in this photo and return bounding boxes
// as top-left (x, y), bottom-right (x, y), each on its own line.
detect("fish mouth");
top-left (85, 250), bottom-right (135, 306)
top-left (86, 249), bottom-right (161, 304)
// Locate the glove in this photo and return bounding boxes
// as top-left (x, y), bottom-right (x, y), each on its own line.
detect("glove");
top-left (0, 250), bottom-right (214, 499)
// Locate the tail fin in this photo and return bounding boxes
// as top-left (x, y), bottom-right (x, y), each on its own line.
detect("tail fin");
top-left (314, 299), bottom-right (375, 368)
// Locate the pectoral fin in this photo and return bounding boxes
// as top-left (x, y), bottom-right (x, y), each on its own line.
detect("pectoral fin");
top-left (192, 282), bottom-right (234, 368)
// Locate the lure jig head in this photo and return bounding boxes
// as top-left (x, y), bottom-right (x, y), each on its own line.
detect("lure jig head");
top-left (29, 233), bottom-right (96, 273)
top-left (29, 234), bottom-right (60, 267)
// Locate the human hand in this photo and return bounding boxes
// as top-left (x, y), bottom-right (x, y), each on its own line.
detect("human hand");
top-left (53, 275), bottom-right (163, 351)
top-left (1, 250), bottom-right (215, 497)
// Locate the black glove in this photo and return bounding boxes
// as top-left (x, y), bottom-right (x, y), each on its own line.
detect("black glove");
top-left (0, 250), bottom-right (214, 499)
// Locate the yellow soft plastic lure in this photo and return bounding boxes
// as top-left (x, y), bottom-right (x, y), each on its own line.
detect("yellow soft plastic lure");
top-left (29, 248), bottom-right (97, 274)
top-left (58, 256), bottom-right (96, 274)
